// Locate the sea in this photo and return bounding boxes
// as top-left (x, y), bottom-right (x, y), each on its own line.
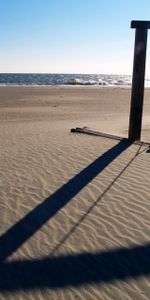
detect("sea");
top-left (0, 73), bottom-right (150, 87)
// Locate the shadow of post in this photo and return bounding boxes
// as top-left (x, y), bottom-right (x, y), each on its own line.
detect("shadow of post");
top-left (0, 139), bottom-right (132, 262)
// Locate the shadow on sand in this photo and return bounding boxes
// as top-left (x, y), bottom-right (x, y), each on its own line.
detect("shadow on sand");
top-left (0, 139), bottom-right (132, 261)
top-left (0, 242), bottom-right (150, 291)
top-left (1, 139), bottom-right (149, 292)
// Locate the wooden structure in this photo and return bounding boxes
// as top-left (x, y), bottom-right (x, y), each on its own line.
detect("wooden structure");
top-left (71, 21), bottom-right (150, 145)
top-left (129, 20), bottom-right (150, 141)
top-left (71, 127), bottom-right (150, 146)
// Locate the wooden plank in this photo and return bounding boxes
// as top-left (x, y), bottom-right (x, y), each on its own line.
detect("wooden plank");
top-left (131, 20), bottom-right (150, 29)
top-left (128, 21), bottom-right (148, 141)
top-left (71, 127), bottom-right (150, 146)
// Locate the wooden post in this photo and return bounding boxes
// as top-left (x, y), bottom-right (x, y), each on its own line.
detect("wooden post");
top-left (128, 20), bottom-right (150, 141)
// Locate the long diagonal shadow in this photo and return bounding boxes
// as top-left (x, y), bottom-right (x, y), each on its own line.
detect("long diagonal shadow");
top-left (0, 139), bottom-right (150, 292)
top-left (0, 139), bottom-right (132, 262)
top-left (52, 143), bottom-right (143, 254)
top-left (0, 243), bottom-right (150, 291)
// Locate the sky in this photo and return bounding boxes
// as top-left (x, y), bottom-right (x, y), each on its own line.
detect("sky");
top-left (1, 0), bottom-right (150, 75)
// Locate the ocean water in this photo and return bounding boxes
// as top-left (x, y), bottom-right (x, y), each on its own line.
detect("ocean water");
top-left (0, 73), bottom-right (150, 87)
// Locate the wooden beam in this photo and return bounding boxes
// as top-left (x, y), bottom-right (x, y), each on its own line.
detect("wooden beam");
top-left (131, 20), bottom-right (150, 29)
top-left (129, 20), bottom-right (149, 141)
top-left (71, 127), bottom-right (150, 146)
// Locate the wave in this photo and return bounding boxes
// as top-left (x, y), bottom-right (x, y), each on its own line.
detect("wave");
top-left (66, 78), bottom-right (131, 86)
top-left (67, 78), bottom-right (99, 86)
top-left (66, 78), bottom-right (118, 86)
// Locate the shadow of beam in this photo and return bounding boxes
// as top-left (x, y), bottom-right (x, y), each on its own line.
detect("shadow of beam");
top-left (0, 243), bottom-right (150, 291)
top-left (0, 139), bottom-right (132, 262)
top-left (52, 143), bottom-right (142, 254)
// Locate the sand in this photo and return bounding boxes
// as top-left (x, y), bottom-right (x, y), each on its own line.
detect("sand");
top-left (0, 86), bottom-right (150, 299)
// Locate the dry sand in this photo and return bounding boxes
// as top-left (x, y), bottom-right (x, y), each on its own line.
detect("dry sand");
top-left (0, 86), bottom-right (150, 299)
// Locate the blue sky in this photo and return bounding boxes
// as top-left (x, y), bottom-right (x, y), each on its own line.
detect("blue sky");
top-left (1, 0), bottom-right (150, 74)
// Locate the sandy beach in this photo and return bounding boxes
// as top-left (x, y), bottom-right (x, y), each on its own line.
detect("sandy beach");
top-left (0, 86), bottom-right (150, 299)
